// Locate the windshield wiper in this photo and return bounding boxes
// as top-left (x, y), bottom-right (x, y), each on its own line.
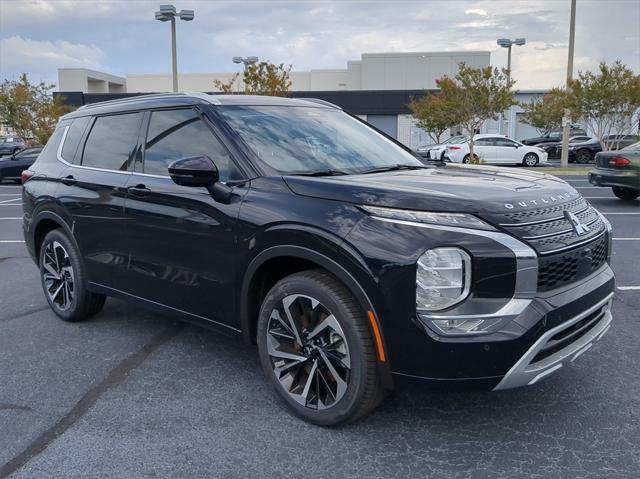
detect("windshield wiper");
top-left (358, 164), bottom-right (428, 174)
top-left (288, 168), bottom-right (350, 177)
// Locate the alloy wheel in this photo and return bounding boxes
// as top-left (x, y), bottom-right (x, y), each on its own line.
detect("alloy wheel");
top-left (523, 153), bottom-right (538, 167)
top-left (42, 241), bottom-right (75, 311)
top-left (266, 294), bottom-right (351, 410)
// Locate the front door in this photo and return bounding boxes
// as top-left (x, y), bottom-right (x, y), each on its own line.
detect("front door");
top-left (494, 137), bottom-right (522, 164)
top-left (123, 108), bottom-right (246, 329)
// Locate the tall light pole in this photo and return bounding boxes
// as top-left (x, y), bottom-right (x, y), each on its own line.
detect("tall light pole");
top-left (560, 0), bottom-right (577, 168)
top-left (497, 38), bottom-right (526, 135)
top-left (232, 56), bottom-right (259, 71)
top-left (155, 5), bottom-right (194, 92)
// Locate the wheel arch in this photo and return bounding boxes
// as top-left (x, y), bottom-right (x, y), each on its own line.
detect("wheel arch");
top-left (32, 211), bottom-right (74, 264)
top-left (240, 245), bottom-right (393, 388)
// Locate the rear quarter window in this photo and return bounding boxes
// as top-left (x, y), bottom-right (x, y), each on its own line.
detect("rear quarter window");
top-left (61, 116), bottom-right (91, 164)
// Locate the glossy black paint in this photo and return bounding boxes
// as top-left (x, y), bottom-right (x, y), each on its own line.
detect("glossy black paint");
top-left (23, 94), bottom-right (615, 387)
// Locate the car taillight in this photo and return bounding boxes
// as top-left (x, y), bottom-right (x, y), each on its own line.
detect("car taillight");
top-left (449, 145), bottom-right (461, 150)
top-left (21, 170), bottom-right (34, 184)
top-left (608, 156), bottom-right (630, 167)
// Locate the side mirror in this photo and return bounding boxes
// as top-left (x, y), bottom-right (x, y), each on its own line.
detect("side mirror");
top-left (168, 155), bottom-right (219, 187)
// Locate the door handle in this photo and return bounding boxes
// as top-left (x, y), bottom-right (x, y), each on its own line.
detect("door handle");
top-left (61, 175), bottom-right (76, 186)
top-left (127, 184), bottom-right (151, 197)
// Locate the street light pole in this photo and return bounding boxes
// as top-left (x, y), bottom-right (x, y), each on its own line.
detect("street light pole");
top-left (560, 0), bottom-right (577, 168)
top-left (170, 16), bottom-right (178, 92)
top-left (155, 5), bottom-right (194, 93)
top-left (497, 38), bottom-right (525, 136)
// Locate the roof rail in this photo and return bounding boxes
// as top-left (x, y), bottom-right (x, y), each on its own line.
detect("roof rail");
top-left (76, 92), bottom-right (218, 110)
top-left (297, 98), bottom-right (342, 110)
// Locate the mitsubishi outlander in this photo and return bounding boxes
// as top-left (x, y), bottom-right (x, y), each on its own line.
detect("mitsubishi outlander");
top-left (22, 93), bottom-right (615, 425)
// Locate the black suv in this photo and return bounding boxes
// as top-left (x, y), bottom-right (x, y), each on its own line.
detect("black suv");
top-left (23, 94), bottom-right (615, 425)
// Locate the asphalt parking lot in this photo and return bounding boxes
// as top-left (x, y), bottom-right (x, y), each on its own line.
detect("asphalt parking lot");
top-left (1, 174), bottom-right (639, 479)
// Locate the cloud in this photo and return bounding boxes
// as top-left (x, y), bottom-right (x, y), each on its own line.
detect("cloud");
top-left (0, 36), bottom-right (106, 83)
top-left (465, 8), bottom-right (488, 16)
top-left (0, 0), bottom-right (637, 90)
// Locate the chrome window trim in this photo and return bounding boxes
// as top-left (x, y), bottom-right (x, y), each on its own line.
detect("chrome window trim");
top-left (371, 216), bottom-right (538, 325)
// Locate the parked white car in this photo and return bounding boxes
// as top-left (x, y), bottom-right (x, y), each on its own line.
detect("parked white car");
top-left (427, 135), bottom-right (468, 160)
top-left (443, 134), bottom-right (548, 166)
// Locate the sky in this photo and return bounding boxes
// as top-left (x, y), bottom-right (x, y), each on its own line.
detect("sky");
top-left (0, 0), bottom-right (639, 90)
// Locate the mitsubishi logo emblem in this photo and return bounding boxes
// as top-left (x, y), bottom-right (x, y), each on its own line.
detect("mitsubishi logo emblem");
top-left (564, 211), bottom-right (590, 236)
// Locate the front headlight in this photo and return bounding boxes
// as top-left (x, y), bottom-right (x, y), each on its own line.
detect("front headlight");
top-left (416, 247), bottom-right (471, 312)
top-left (360, 205), bottom-right (496, 231)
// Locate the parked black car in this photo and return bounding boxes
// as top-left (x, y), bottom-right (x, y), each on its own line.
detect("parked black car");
top-left (589, 141), bottom-right (640, 201)
top-left (521, 127), bottom-right (587, 146)
top-left (23, 93), bottom-right (615, 425)
top-left (0, 137), bottom-right (26, 156)
top-left (536, 136), bottom-right (592, 159)
top-left (0, 147), bottom-right (42, 183)
top-left (565, 135), bottom-right (640, 164)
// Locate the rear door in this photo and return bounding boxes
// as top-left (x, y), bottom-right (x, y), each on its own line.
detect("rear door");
top-left (122, 107), bottom-right (246, 328)
top-left (56, 112), bottom-right (143, 288)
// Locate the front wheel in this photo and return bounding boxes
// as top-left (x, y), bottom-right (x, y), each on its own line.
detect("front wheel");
top-left (257, 269), bottom-right (383, 426)
top-left (39, 229), bottom-right (106, 322)
top-left (522, 153), bottom-right (539, 167)
top-left (612, 186), bottom-right (639, 201)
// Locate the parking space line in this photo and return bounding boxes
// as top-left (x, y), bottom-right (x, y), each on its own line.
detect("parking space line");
top-left (613, 238), bottom-right (640, 241)
top-left (0, 198), bottom-right (21, 204)
top-left (0, 193), bottom-right (21, 196)
top-left (602, 212), bottom-right (640, 215)
top-left (0, 203), bottom-right (23, 206)
top-left (0, 240), bottom-right (25, 243)
top-left (0, 217), bottom-right (21, 220)
top-left (618, 286), bottom-right (640, 291)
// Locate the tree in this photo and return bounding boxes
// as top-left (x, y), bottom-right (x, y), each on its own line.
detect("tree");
top-left (408, 90), bottom-right (463, 143)
top-left (435, 64), bottom-right (515, 163)
top-left (0, 73), bottom-right (71, 145)
top-left (213, 61), bottom-right (292, 96)
top-left (566, 61), bottom-right (640, 151)
top-left (519, 88), bottom-right (566, 135)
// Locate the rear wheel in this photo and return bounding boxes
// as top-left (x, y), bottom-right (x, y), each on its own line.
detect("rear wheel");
top-left (612, 186), bottom-right (639, 201)
top-left (576, 149), bottom-right (593, 164)
top-left (257, 269), bottom-right (383, 426)
top-left (522, 153), bottom-right (539, 167)
top-left (39, 229), bottom-right (106, 322)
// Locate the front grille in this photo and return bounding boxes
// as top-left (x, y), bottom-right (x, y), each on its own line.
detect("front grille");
top-left (537, 234), bottom-right (608, 291)
top-left (495, 196), bottom-right (606, 254)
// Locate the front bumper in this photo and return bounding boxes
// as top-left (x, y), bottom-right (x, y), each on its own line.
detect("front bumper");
top-left (493, 292), bottom-right (612, 390)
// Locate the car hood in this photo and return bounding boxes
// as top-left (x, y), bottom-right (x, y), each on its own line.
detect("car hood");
top-left (283, 164), bottom-right (579, 215)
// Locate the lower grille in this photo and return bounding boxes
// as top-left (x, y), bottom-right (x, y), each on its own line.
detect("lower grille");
top-left (532, 307), bottom-right (605, 362)
top-left (537, 234), bottom-right (608, 291)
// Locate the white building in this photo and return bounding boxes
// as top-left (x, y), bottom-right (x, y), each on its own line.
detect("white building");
top-left (56, 51), bottom-right (550, 147)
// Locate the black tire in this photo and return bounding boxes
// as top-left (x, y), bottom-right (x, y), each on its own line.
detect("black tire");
top-left (612, 186), bottom-right (640, 201)
top-left (462, 155), bottom-right (472, 164)
top-left (257, 269), bottom-right (384, 426)
top-left (576, 149), bottom-right (593, 164)
top-left (39, 229), bottom-right (106, 322)
top-left (522, 153), bottom-right (539, 167)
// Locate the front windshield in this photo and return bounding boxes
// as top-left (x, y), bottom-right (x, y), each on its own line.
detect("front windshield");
top-left (218, 106), bottom-right (423, 174)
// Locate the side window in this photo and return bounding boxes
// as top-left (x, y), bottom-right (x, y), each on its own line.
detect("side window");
top-left (475, 138), bottom-right (493, 146)
top-left (143, 109), bottom-right (232, 180)
top-left (494, 138), bottom-right (516, 147)
top-left (34, 125), bottom-right (66, 165)
top-left (61, 116), bottom-right (91, 164)
top-left (82, 113), bottom-right (142, 171)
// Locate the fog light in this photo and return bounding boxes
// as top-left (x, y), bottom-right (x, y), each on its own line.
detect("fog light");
top-left (430, 317), bottom-right (504, 335)
top-left (416, 247), bottom-right (471, 311)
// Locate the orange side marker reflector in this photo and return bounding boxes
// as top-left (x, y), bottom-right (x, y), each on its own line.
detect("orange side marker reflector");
top-left (367, 310), bottom-right (386, 362)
